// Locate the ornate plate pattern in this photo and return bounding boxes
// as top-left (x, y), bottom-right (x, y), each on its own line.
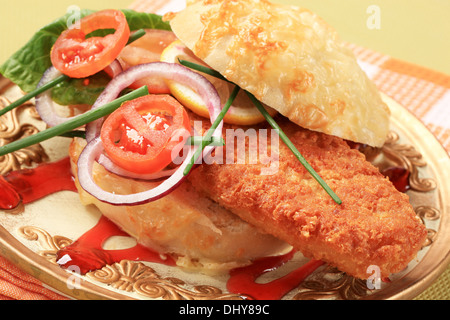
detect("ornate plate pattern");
top-left (0, 80), bottom-right (449, 300)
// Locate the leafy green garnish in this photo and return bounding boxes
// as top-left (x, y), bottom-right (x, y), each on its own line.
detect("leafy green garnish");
top-left (50, 72), bottom-right (111, 106)
top-left (121, 9), bottom-right (172, 32)
top-left (0, 9), bottom-right (171, 105)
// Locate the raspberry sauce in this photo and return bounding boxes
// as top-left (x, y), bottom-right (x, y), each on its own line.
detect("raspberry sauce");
top-left (0, 157), bottom-right (77, 210)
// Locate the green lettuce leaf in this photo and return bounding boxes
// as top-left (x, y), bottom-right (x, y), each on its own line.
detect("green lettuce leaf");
top-left (50, 72), bottom-right (111, 106)
top-left (0, 9), bottom-right (171, 105)
top-left (121, 9), bottom-right (172, 32)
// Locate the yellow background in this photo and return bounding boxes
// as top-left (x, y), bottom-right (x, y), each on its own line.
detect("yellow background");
top-left (0, 0), bottom-right (449, 75)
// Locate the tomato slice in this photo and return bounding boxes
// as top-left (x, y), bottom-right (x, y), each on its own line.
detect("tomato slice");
top-left (104, 29), bottom-right (177, 93)
top-left (101, 94), bottom-right (191, 174)
top-left (51, 9), bottom-right (130, 78)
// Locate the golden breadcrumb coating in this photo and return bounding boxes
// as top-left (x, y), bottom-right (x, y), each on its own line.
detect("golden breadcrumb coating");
top-left (187, 116), bottom-right (427, 279)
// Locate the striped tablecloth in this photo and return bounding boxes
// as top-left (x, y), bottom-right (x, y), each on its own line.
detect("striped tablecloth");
top-left (0, 0), bottom-right (448, 300)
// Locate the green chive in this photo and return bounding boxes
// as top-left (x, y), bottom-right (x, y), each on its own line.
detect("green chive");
top-left (0, 75), bottom-right (68, 117)
top-left (58, 130), bottom-right (86, 139)
top-left (183, 85), bottom-right (240, 176)
top-left (178, 59), bottom-right (342, 204)
top-left (246, 92), bottom-right (342, 204)
top-left (0, 86), bottom-right (148, 156)
top-left (178, 59), bottom-right (227, 81)
top-left (187, 136), bottom-right (225, 147)
top-left (126, 29), bottom-right (146, 45)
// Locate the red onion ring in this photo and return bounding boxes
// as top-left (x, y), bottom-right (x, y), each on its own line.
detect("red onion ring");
top-left (102, 59), bottom-right (124, 78)
top-left (35, 60), bottom-right (124, 127)
top-left (77, 62), bottom-right (223, 205)
top-left (34, 67), bottom-right (69, 127)
top-left (97, 152), bottom-right (178, 181)
top-left (77, 137), bottom-right (197, 205)
top-left (85, 62), bottom-right (221, 142)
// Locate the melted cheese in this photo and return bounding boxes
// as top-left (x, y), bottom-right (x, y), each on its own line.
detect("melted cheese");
top-left (168, 0), bottom-right (390, 147)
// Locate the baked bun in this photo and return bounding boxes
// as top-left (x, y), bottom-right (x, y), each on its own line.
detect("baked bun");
top-left (167, 0), bottom-right (390, 147)
top-left (69, 138), bottom-right (289, 274)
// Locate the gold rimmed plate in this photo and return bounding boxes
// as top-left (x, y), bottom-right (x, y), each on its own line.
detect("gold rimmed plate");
top-left (0, 80), bottom-right (449, 300)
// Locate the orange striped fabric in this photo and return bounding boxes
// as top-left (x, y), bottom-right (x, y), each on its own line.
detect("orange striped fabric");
top-left (347, 44), bottom-right (450, 154)
top-left (0, 0), bottom-right (448, 301)
top-left (0, 257), bottom-right (68, 300)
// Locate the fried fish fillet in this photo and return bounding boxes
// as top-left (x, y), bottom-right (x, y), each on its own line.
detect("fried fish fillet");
top-left (187, 116), bottom-right (427, 279)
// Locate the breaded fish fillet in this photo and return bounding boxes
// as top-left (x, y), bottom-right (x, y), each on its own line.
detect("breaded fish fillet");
top-left (187, 116), bottom-right (427, 279)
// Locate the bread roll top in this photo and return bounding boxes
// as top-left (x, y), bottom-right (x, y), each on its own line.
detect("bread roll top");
top-left (168, 0), bottom-right (390, 147)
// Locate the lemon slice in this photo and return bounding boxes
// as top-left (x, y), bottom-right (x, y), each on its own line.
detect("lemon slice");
top-left (160, 40), bottom-right (277, 125)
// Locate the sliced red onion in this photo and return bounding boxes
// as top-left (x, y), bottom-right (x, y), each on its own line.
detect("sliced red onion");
top-left (103, 59), bottom-right (124, 78)
top-left (77, 61), bottom-right (223, 205)
top-left (85, 62), bottom-right (222, 142)
top-left (77, 136), bottom-right (197, 205)
top-left (35, 67), bottom-right (69, 127)
top-left (35, 60), bottom-right (124, 127)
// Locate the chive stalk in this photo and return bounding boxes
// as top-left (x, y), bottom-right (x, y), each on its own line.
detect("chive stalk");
top-left (246, 92), bottom-right (342, 204)
top-left (0, 75), bottom-right (68, 117)
top-left (0, 86), bottom-right (148, 156)
top-left (178, 59), bottom-right (342, 204)
top-left (178, 59), bottom-right (227, 81)
top-left (126, 29), bottom-right (146, 45)
top-left (183, 85), bottom-right (240, 176)
top-left (58, 130), bottom-right (87, 139)
top-left (187, 136), bottom-right (225, 147)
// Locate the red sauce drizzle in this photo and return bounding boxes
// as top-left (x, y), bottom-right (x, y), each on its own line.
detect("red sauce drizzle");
top-left (0, 175), bottom-right (22, 210)
top-left (380, 166), bottom-right (411, 193)
top-left (0, 157), bottom-right (77, 210)
top-left (56, 215), bottom-right (176, 274)
top-left (346, 141), bottom-right (412, 193)
top-left (227, 250), bottom-right (324, 300)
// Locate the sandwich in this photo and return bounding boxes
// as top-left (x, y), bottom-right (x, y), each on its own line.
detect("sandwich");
top-left (2, 0), bottom-right (427, 283)
top-left (70, 0), bottom-right (426, 280)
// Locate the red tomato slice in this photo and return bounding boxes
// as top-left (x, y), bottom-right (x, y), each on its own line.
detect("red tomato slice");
top-left (51, 9), bottom-right (130, 78)
top-left (101, 94), bottom-right (191, 174)
top-left (105, 29), bottom-right (177, 93)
